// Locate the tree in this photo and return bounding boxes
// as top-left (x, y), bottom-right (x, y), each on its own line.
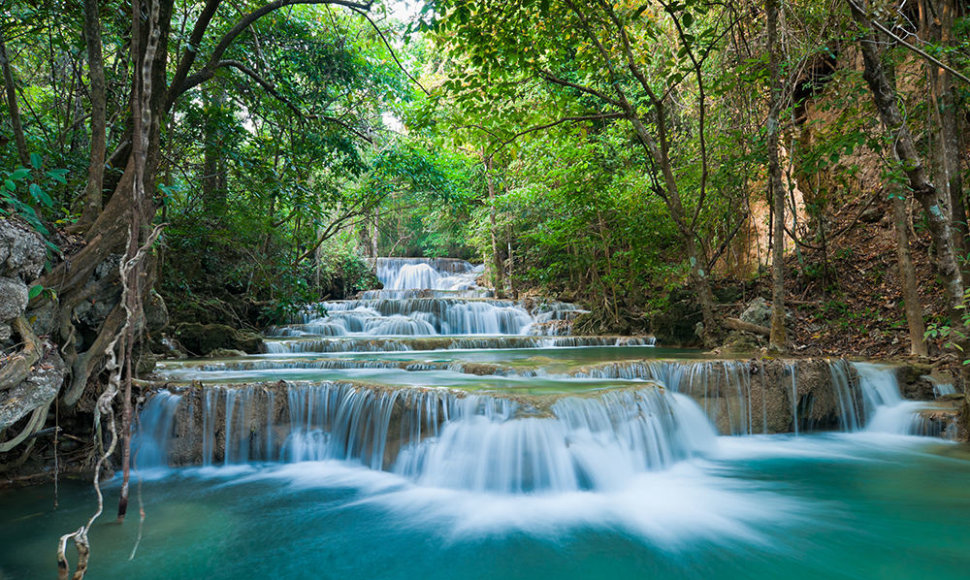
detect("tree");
top-left (848, 0), bottom-right (967, 349)
top-left (434, 0), bottom-right (739, 343)
top-left (766, 0), bottom-right (787, 351)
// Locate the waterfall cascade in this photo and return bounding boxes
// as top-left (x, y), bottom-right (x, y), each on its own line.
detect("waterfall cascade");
top-left (137, 381), bottom-right (716, 494)
top-left (140, 257), bottom-right (960, 495)
top-left (264, 258), bottom-right (599, 352)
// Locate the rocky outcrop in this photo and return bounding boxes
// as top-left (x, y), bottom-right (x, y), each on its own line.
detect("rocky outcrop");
top-left (0, 219), bottom-right (67, 454)
top-left (173, 322), bottom-right (264, 356)
top-left (0, 219), bottom-right (46, 281)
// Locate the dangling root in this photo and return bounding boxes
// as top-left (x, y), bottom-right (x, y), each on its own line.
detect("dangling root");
top-left (56, 333), bottom-right (122, 580)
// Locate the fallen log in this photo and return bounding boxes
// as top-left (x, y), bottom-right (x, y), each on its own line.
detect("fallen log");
top-left (723, 317), bottom-right (771, 337)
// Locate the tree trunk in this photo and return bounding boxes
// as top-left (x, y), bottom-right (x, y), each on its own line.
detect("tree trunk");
top-left (626, 115), bottom-right (717, 344)
top-left (936, 0), bottom-right (967, 265)
top-left (202, 83), bottom-right (228, 219)
top-left (486, 156), bottom-right (505, 298)
top-left (850, 0), bottom-right (966, 339)
top-left (766, 0), bottom-right (787, 352)
top-left (893, 194), bottom-right (929, 356)
top-left (0, 28), bottom-right (30, 167)
top-left (77, 0), bottom-right (108, 228)
top-left (370, 206), bottom-right (379, 259)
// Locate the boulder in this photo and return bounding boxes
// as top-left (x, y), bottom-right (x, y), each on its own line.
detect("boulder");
top-left (173, 323), bottom-right (263, 356)
top-left (0, 219), bottom-right (46, 282)
top-left (740, 297), bottom-right (771, 327)
top-left (209, 348), bottom-right (247, 358)
top-left (0, 276), bottom-right (28, 321)
top-left (0, 347), bottom-right (65, 430)
top-left (144, 290), bottom-right (169, 333)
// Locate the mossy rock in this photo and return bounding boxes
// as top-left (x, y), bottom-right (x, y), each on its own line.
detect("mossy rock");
top-left (173, 323), bottom-right (263, 356)
top-left (720, 331), bottom-right (763, 354)
top-left (209, 348), bottom-right (248, 358)
top-left (648, 290), bottom-right (703, 347)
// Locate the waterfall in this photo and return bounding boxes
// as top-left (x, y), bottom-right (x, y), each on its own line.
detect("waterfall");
top-left (565, 358), bottom-right (941, 436)
top-left (131, 391), bottom-right (182, 470)
top-left (397, 390), bottom-right (715, 493)
top-left (374, 257), bottom-right (483, 292)
top-left (788, 363), bottom-right (799, 436)
top-left (138, 383), bottom-right (718, 493)
top-left (852, 362), bottom-right (926, 434)
top-left (262, 335), bottom-right (653, 354)
top-left (282, 298), bottom-right (536, 337)
top-left (258, 257), bottom-right (611, 352)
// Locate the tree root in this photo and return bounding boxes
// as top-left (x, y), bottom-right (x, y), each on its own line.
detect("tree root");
top-left (0, 316), bottom-right (42, 391)
top-left (0, 402), bottom-right (50, 452)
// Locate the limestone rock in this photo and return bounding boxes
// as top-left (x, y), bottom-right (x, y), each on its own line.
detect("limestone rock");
top-left (173, 323), bottom-right (263, 356)
top-left (144, 290), bottom-right (169, 333)
top-left (0, 219), bottom-right (46, 282)
top-left (0, 276), bottom-right (28, 321)
top-left (740, 297), bottom-right (771, 327)
top-left (137, 353), bottom-right (160, 376)
top-left (0, 346), bottom-right (65, 430)
top-left (26, 299), bottom-right (57, 337)
top-left (209, 348), bottom-right (247, 358)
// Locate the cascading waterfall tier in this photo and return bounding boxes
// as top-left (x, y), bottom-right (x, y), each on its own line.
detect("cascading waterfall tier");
top-left (373, 257), bottom-right (483, 292)
top-left (263, 335), bottom-right (653, 354)
top-left (137, 381), bottom-right (715, 493)
top-left (561, 358), bottom-right (944, 436)
top-left (151, 357), bottom-right (951, 438)
top-left (265, 258), bottom-right (597, 351)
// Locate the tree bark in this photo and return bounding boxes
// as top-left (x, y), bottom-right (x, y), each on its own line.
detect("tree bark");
top-left (766, 0), bottom-right (787, 352)
top-left (0, 27), bottom-right (30, 167)
top-left (77, 0), bottom-right (108, 228)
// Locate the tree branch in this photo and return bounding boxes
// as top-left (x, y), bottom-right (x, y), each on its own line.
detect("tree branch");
top-left (349, 7), bottom-right (429, 96)
top-left (172, 0), bottom-right (374, 104)
top-left (847, 0), bottom-right (970, 85)
top-left (218, 59), bottom-right (374, 142)
top-left (537, 69), bottom-right (624, 108)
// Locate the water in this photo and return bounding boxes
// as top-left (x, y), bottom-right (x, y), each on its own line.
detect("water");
top-left (1, 258), bottom-right (966, 579)
top-left (3, 436), bottom-right (969, 579)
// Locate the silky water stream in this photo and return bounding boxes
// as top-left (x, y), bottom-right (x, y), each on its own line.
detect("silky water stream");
top-left (2, 258), bottom-right (969, 579)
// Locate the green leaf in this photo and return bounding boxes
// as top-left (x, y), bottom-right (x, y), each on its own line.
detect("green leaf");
top-left (30, 152), bottom-right (42, 170)
top-left (682, 11), bottom-right (694, 28)
top-left (28, 284), bottom-right (43, 300)
top-left (11, 167), bottom-right (30, 181)
top-left (46, 169), bottom-right (68, 184)
top-left (29, 183), bottom-right (53, 207)
top-left (4, 179), bottom-right (14, 192)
